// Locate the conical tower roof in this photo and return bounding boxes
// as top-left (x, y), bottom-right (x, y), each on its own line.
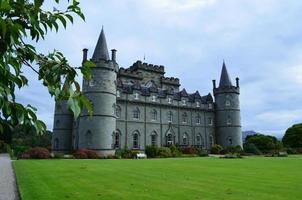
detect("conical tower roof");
top-left (92, 27), bottom-right (109, 61)
top-left (219, 61), bottom-right (233, 87)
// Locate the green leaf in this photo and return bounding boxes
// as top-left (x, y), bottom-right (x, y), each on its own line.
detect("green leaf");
top-left (58, 15), bottom-right (67, 29)
top-left (80, 95), bottom-right (93, 116)
top-left (65, 14), bottom-right (73, 23)
top-left (67, 96), bottom-right (81, 119)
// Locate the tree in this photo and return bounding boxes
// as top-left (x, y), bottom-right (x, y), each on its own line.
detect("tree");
top-left (0, 0), bottom-right (94, 137)
top-left (245, 134), bottom-right (282, 154)
top-left (282, 123), bottom-right (302, 148)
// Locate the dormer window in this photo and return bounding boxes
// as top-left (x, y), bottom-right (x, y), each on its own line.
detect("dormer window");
top-left (208, 103), bottom-right (212, 109)
top-left (182, 99), bottom-right (186, 106)
top-left (151, 95), bottom-right (156, 102)
top-left (168, 98), bottom-right (172, 104)
top-left (134, 93), bottom-right (139, 100)
top-left (117, 90), bottom-right (120, 97)
top-left (196, 101), bottom-right (200, 107)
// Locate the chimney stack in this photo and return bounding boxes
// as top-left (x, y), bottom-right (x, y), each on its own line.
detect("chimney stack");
top-left (111, 49), bottom-right (117, 62)
top-left (236, 77), bottom-right (240, 88)
top-left (212, 80), bottom-right (216, 89)
top-left (82, 48), bottom-right (88, 63)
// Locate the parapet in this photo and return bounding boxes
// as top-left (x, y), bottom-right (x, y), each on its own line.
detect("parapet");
top-left (129, 60), bottom-right (165, 74)
top-left (161, 77), bottom-right (180, 86)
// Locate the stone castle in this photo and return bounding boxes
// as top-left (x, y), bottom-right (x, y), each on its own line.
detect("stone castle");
top-left (52, 28), bottom-right (242, 155)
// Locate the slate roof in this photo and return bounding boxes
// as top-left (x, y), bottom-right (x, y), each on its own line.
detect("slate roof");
top-left (219, 61), bottom-right (233, 87)
top-left (92, 27), bottom-right (110, 61)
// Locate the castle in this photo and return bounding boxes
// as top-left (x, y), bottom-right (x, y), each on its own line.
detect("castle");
top-left (52, 28), bottom-right (242, 155)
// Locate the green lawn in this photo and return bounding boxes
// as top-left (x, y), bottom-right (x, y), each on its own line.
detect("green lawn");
top-left (13, 156), bottom-right (302, 200)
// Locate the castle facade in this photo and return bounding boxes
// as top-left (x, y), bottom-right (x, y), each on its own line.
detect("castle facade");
top-left (52, 29), bottom-right (242, 155)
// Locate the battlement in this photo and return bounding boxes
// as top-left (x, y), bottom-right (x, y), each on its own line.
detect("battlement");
top-left (213, 86), bottom-right (240, 95)
top-left (161, 77), bottom-right (180, 86)
top-left (118, 67), bottom-right (143, 79)
top-left (129, 60), bottom-right (165, 74)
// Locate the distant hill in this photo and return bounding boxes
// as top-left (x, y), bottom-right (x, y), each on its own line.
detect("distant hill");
top-left (242, 130), bottom-right (258, 141)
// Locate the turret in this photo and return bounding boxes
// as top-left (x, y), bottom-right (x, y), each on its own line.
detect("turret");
top-left (213, 61), bottom-right (242, 148)
top-left (52, 100), bottom-right (73, 152)
top-left (78, 27), bottom-right (119, 156)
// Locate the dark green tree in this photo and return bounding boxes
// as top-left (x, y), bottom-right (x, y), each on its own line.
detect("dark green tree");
top-left (245, 134), bottom-right (282, 153)
top-left (0, 0), bottom-right (94, 137)
top-left (282, 123), bottom-right (302, 148)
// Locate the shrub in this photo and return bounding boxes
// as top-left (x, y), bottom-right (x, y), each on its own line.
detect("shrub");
top-left (145, 145), bottom-right (158, 158)
top-left (243, 143), bottom-right (262, 155)
top-left (169, 145), bottom-right (182, 157)
top-left (52, 153), bottom-right (64, 159)
top-left (198, 149), bottom-right (208, 157)
top-left (25, 147), bottom-right (50, 159)
top-left (115, 148), bottom-right (136, 159)
top-left (210, 144), bottom-right (222, 154)
top-left (286, 147), bottom-right (297, 154)
top-left (157, 147), bottom-right (172, 158)
top-left (222, 153), bottom-right (242, 159)
top-left (225, 145), bottom-right (243, 154)
top-left (181, 146), bottom-right (198, 154)
top-left (73, 149), bottom-right (100, 159)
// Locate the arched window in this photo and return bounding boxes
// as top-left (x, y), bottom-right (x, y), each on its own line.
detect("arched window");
top-left (151, 131), bottom-right (157, 146)
top-left (54, 138), bottom-right (59, 149)
top-left (85, 130), bottom-right (93, 148)
top-left (167, 111), bottom-right (173, 122)
top-left (196, 114), bottom-right (201, 124)
top-left (116, 105), bottom-right (121, 118)
top-left (182, 133), bottom-right (188, 145)
top-left (133, 107), bottom-right (140, 119)
top-left (182, 112), bottom-right (188, 123)
top-left (227, 136), bottom-right (233, 145)
top-left (209, 135), bottom-right (214, 147)
top-left (227, 116), bottom-right (232, 125)
top-left (133, 131), bottom-right (139, 149)
top-left (166, 132), bottom-right (173, 145)
top-left (151, 109), bottom-right (157, 121)
top-left (113, 131), bottom-right (121, 148)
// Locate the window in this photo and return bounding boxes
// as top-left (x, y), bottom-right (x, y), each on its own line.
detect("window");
top-left (168, 98), bottom-right (172, 104)
top-left (54, 138), bottom-right (59, 149)
top-left (134, 92), bottom-right (139, 100)
top-left (151, 132), bottom-right (157, 146)
top-left (196, 114), bottom-right (201, 124)
top-left (227, 136), bottom-right (233, 145)
top-left (182, 99), bottom-right (186, 105)
top-left (182, 133), bottom-right (188, 145)
top-left (151, 95), bottom-right (156, 102)
top-left (208, 103), bottom-right (213, 109)
top-left (151, 109), bottom-right (157, 121)
top-left (225, 100), bottom-right (231, 106)
top-left (196, 101), bottom-right (200, 107)
top-left (117, 90), bottom-right (120, 97)
top-left (114, 131), bottom-right (120, 148)
top-left (227, 116), bottom-right (232, 125)
top-left (182, 112), bottom-right (188, 123)
top-left (166, 133), bottom-right (173, 145)
top-left (209, 135), bottom-right (214, 147)
top-left (208, 117), bottom-right (212, 126)
top-left (116, 106), bottom-right (121, 118)
top-left (133, 132), bottom-right (139, 149)
top-left (85, 130), bottom-right (93, 148)
top-left (168, 111), bottom-right (173, 122)
top-left (196, 135), bottom-right (201, 146)
top-left (133, 107), bottom-right (140, 119)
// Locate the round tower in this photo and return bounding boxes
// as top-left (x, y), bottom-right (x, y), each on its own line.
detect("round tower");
top-left (78, 28), bottom-right (118, 156)
top-left (213, 62), bottom-right (242, 148)
top-left (52, 100), bottom-right (73, 152)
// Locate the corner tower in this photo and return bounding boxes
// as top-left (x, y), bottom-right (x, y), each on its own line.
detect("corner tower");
top-left (78, 28), bottom-right (119, 156)
top-left (213, 62), bottom-right (242, 148)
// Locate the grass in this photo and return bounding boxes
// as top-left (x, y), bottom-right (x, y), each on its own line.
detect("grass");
top-left (13, 156), bottom-right (302, 200)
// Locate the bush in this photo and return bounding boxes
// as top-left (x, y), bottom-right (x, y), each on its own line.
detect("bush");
top-left (210, 144), bottom-right (222, 154)
top-left (222, 153), bottom-right (242, 159)
top-left (169, 145), bottom-right (182, 157)
top-left (157, 147), bottom-right (172, 158)
top-left (198, 149), bottom-right (208, 157)
top-left (52, 153), bottom-right (64, 159)
top-left (225, 145), bottom-right (243, 154)
top-left (115, 148), bottom-right (136, 159)
top-left (15, 145), bottom-right (31, 158)
top-left (243, 143), bottom-right (262, 155)
top-left (286, 147), bottom-right (297, 154)
top-left (181, 146), bottom-right (198, 154)
top-left (145, 145), bottom-right (158, 158)
top-left (25, 147), bottom-right (50, 159)
top-left (73, 149), bottom-right (100, 159)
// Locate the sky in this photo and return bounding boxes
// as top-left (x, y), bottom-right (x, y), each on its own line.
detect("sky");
top-left (16, 0), bottom-right (302, 138)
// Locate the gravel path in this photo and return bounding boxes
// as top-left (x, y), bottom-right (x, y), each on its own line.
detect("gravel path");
top-left (0, 154), bottom-right (19, 200)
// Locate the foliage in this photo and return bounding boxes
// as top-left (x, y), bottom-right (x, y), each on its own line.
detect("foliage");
top-left (245, 134), bottom-right (282, 154)
top-left (0, 0), bottom-right (95, 136)
top-left (115, 148), bottom-right (137, 159)
top-left (210, 144), bottom-right (222, 154)
top-left (145, 145), bottom-right (158, 158)
top-left (24, 147), bottom-right (50, 159)
top-left (15, 145), bottom-right (31, 158)
top-left (157, 147), bottom-right (172, 158)
top-left (225, 145), bottom-right (242, 154)
top-left (243, 143), bottom-right (262, 155)
top-left (73, 149), bottom-right (100, 159)
top-left (0, 140), bottom-right (8, 153)
top-left (169, 145), bottom-right (182, 157)
top-left (181, 146), bottom-right (198, 154)
top-left (282, 123), bottom-right (302, 148)
top-left (197, 149), bottom-right (208, 157)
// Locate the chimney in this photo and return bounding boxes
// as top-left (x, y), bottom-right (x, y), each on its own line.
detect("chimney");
top-left (82, 48), bottom-right (88, 63)
top-left (236, 77), bottom-right (240, 88)
top-left (212, 80), bottom-right (216, 89)
top-left (111, 49), bottom-right (117, 62)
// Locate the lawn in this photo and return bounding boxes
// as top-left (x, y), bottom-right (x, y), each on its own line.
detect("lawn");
top-left (13, 156), bottom-right (302, 200)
